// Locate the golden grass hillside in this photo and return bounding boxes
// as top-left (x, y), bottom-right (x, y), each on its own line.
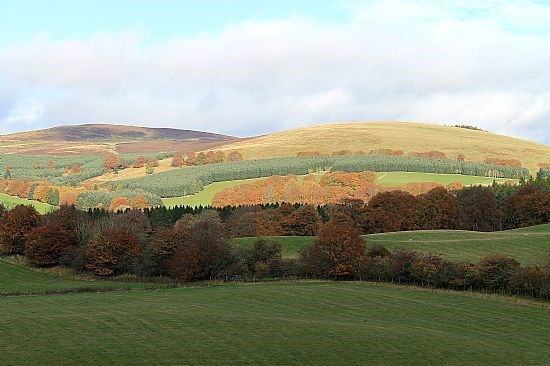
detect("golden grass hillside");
top-left (218, 121), bottom-right (550, 173)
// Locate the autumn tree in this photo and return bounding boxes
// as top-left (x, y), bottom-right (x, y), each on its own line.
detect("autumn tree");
top-left (109, 196), bottom-right (131, 211)
top-left (304, 222), bottom-right (366, 278)
top-left (281, 204), bottom-right (321, 236)
top-left (25, 222), bottom-right (76, 266)
top-left (194, 152), bottom-right (207, 165)
top-left (227, 150), bottom-right (243, 162)
top-left (150, 228), bottom-right (180, 275)
top-left (171, 152), bottom-right (184, 167)
top-left (103, 152), bottom-right (119, 173)
top-left (130, 195), bottom-right (149, 209)
top-left (0, 205), bottom-right (41, 255)
top-left (145, 162), bottom-right (155, 175)
top-left (44, 204), bottom-right (84, 231)
top-left (415, 187), bottom-right (457, 229)
top-left (456, 186), bottom-right (500, 231)
top-left (365, 190), bottom-right (418, 233)
top-left (168, 219), bottom-right (233, 281)
top-left (84, 228), bottom-right (140, 276)
top-left (133, 155), bottom-right (146, 168)
top-left (70, 165), bottom-right (82, 173)
top-left (501, 185), bottom-right (550, 229)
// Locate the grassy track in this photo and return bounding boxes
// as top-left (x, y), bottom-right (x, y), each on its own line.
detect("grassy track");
top-left (1, 282), bottom-right (550, 365)
top-left (0, 193), bottom-right (53, 214)
top-left (0, 258), bottom-right (146, 294)
top-left (233, 224), bottom-right (550, 264)
top-left (163, 172), bottom-right (509, 208)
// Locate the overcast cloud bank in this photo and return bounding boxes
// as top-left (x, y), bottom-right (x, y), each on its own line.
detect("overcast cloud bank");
top-left (0, 0), bottom-right (549, 144)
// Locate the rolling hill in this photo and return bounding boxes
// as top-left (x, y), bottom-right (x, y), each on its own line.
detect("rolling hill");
top-left (0, 123), bottom-right (239, 155)
top-left (1, 121), bottom-right (548, 173)
top-left (218, 121), bottom-right (550, 173)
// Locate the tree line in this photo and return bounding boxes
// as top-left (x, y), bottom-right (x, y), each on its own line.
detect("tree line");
top-left (143, 179), bottom-right (549, 236)
top-left (0, 202), bottom-right (549, 300)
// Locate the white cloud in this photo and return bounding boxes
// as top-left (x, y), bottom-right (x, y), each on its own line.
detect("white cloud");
top-left (0, 98), bottom-right (45, 129)
top-left (0, 0), bottom-right (549, 143)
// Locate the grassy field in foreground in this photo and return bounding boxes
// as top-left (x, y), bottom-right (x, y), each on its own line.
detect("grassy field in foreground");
top-left (2, 282), bottom-right (550, 365)
top-left (163, 171), bottom-right (509, 208)
top-left (233, 224), bottom-right (550, 265)
top-left (0, 258), bottom-right (147, 294)
top-left (0, 193), bottom-right (53, 214)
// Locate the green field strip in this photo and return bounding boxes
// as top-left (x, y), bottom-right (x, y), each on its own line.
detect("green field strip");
top-left (1, 282), bottom-right (550, 364)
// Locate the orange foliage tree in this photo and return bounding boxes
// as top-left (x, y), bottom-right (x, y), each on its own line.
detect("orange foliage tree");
top-left (109, 196), bottom-right (131, 211)
top-left (304, 222), bottom-right (366, 277)
top-left (171, 152), bottom-right (184, 167)
top-left (409, 151), bottom-right (447, 159)
top-left (133, 155), bottom-right (146, 168)
top-left (130, 195), bottom-right (149, 209)
top-left (227, 151), bottom-right (243, 162)
top-left (484, 158), bottom-right (522, 167)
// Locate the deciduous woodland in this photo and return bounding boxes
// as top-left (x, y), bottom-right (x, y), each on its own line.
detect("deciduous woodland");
top-left (1, 177), bottom-right (548, 299)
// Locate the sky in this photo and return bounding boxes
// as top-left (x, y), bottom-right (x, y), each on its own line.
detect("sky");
top-left (0, 0), bottom-right (549, 144)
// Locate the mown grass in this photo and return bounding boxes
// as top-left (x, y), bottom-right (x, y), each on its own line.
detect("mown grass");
top-left (0, 193), bottom-right (53, 214)
top-left (233, 224), bottom-right (550, 264)
top-left (163, 171), bottom-right (507, 208)
top-left (0, 258), bottom-right (147, 294)
top-left (1, 281), bottom-right (550, 365)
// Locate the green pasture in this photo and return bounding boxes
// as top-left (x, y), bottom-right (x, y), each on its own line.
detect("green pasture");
top-left (0, 193), bottom-right (53, 214)
top-left (233, 224), bottom-right (550, 265)
top-left (1, 282), bottom-right (550, 365)
top-left (0, 258), bottom-right (147, 294)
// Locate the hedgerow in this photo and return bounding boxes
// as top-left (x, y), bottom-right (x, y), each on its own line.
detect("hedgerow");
top-left (121, 156), bottom-right (530, 197)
